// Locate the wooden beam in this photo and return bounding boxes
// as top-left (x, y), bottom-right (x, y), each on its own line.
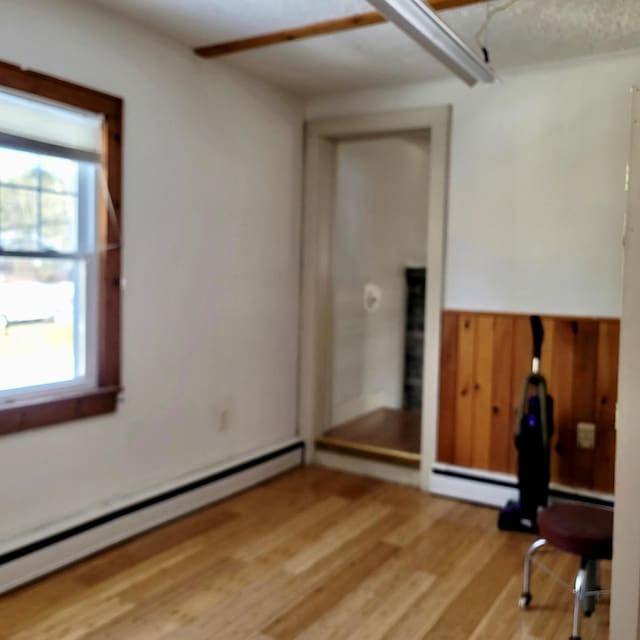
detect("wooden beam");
top-left (195, 13), bottom-right (385, 58)
top-left (194, 0), bottom-right (485, 59)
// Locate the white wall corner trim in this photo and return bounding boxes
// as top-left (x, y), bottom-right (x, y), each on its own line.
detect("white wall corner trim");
top-left (610, 85), bottom-right (640, 640)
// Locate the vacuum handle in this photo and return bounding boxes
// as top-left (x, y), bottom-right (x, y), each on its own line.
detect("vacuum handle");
top-left (531, 315), bottom-right (544, 360)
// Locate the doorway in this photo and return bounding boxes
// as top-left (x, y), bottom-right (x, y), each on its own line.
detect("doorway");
top-left (299, 107), bottom-right (451, 489)
top-left (317, 134), bottom-right (429, 468)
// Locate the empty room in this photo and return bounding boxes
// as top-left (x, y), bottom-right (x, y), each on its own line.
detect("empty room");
top-left (1, 1), bottom-right (640, 638)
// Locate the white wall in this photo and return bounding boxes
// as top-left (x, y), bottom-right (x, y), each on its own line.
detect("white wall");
top-left (307, 52), bottom-right (638, 318)
top-left (0, 0), bottom-right (303, 547)
top-left (332, 136), bottom-right (428, 425)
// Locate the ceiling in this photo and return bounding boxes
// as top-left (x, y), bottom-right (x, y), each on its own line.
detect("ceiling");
top-left (89, 0), bottom-right (640, 96)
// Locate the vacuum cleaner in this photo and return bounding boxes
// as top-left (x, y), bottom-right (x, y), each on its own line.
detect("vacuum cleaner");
top-left (498, 315), bottom-right (554, 534)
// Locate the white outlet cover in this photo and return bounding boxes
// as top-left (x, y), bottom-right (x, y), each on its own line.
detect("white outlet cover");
top-left (363, 282), bottom-right (382, 313)
top-left (576, 422), bottom-right (596, 449)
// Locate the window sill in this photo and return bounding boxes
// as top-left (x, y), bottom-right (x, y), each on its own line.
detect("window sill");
top-left (0, 386), bottom-right (120, 436)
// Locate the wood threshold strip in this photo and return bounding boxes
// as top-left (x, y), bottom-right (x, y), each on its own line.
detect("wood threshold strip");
top-left (194, 0), bottom-right (485, 58)
top-left (316, 436), bottom-right (421, 468)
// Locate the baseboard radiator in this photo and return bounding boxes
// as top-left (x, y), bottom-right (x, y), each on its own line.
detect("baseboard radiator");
top-left (0, 441), bottom-right (304, 595)
top-left (430, 463), bottom-right (614, 509)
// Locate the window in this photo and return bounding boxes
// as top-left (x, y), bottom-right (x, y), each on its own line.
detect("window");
top-left (0, 60), bottom-right (122, 435)
top-left (0, 138), bottom-right (98, 396)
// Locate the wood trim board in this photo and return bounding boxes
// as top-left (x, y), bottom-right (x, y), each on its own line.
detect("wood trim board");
top-left (194, 0), bottom-right (486, 58)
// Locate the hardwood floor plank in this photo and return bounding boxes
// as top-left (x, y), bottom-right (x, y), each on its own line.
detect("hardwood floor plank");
top-left (342, 570), bottom-right (435, 640)
top-left (265, 541), bottom-right (398, 640)
top-left (76, 507), bottom-right (238, 588)
top-left (1, 467), bottom-right (609, 640)
top-left (236, 511), bottom-right (408, 640)
top-left (422, 537), bottom-right (527, 639)
top-left (467, 574), bottom-right (523, 640)
top-left (284, 501), bottom-right (391, 574)
top-left (380, 529), bottom-right (512, 639)
top-left (234, 495), bottom-right (349, 562)
top-left (287, 510), bottom-right (408, 585)
top-left (160, 569), bottom-right (296, 640)
top-left (12, 595), bottom-right (133, 640)
top-left (383, 499), bottom-right (455, 546)
top-left (288, 550), bottom-right (431, 640)
top-left (79, 556), bottom-right (250, 639)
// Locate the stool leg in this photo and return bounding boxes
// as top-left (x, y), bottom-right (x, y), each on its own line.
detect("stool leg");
top-left (583, 559), bottom-right (598, 616)
top-left (519, 538), bottom-right (547, 608)
top-left (570, 565), bottom-right (586, 640)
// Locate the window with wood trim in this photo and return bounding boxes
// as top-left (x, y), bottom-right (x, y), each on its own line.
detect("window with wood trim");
top-left (0, 60), bottom-right (122, 435)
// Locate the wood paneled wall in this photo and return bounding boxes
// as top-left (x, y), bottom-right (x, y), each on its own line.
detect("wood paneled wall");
top-left (437, 310), bottom-right (620, 493)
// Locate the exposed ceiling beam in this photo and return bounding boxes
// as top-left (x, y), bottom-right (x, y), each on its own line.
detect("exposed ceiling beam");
top-left (194, 0), bottom-right (485, 59)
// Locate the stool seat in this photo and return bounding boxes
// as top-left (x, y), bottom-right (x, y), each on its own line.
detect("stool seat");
top-left (538, 504), bottom-right (613, 560)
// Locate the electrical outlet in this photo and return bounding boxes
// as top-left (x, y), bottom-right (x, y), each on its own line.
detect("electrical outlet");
top-left (577, 422), bottom-right (596, 449)
top-left (219, 408), bottom-right (231, 432)
top-left (210, 396), bottom-right (233, 433)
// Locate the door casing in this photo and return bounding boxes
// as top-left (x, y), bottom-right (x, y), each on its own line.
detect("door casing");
top-left (298, 106), bottom-right (451, 490)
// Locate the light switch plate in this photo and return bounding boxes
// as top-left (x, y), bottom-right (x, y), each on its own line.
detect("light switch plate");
top-left (577, 422), bottom-right (596, 449)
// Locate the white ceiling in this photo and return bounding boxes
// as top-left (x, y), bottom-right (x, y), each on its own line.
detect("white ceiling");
top-left (89, 0), bottom-right (640, 96)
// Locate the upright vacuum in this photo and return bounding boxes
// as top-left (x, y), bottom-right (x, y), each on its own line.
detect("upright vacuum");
top-left (498, 315), bottom-right (554, 534)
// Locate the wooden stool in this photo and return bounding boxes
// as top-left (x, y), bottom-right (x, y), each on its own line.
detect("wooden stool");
top-left (518, 503), bottom-right (613, 640)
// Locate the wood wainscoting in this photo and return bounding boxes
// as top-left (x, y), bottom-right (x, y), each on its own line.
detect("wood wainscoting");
top-left (437, 310), bottom-right (620, 493)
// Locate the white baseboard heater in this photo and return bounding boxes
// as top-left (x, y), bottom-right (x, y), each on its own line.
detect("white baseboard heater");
top-left (430, 463), bottom-right (614, 509)
top-left (0, 441), bottom-right (304, 595)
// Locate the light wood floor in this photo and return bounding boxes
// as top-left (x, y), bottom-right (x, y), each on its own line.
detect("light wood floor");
top-left (0, 467), bottom-right (609, 639)
top-left (318, 408), bottom-right (421, 467)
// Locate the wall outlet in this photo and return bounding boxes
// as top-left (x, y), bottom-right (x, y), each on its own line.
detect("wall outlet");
top-left (211, 395), bottom-right (233, 432)
top-left (576, 422), bottom-right (596, 449)
top-left (219, 407), bottom-right (231, 432)
top-left (363, 282), bottom-right (382, 313)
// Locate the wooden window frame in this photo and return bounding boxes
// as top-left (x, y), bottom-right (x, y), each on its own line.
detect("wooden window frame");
top-left (0, 60), bottom-right (123, 436)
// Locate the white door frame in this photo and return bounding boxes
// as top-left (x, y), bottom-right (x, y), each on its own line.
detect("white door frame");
top-left (298, 106), bottom-right (451, 490)
top-left (609, 86), bottom-right (640, 639)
